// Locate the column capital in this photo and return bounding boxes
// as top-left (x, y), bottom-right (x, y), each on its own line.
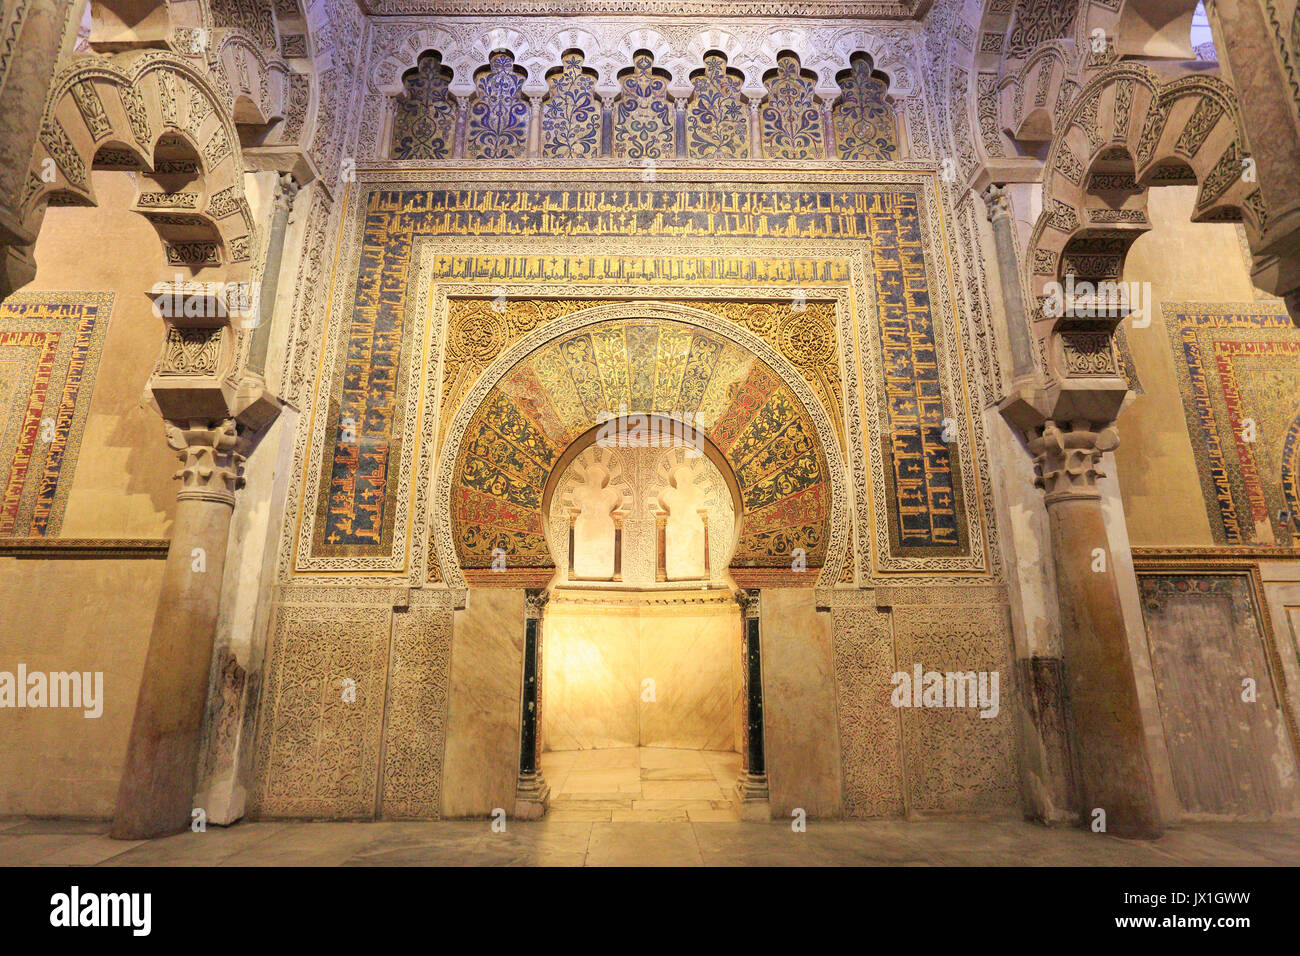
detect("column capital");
top-left (980, 182), bottom-right (1012, 223)
top-left (1027, 420), bottom-right (1119, 504)
top-left (165, 418), bottom-right (245, 506)
top-left (525, 587), bottom-right (550, 618)
top-left (273, 173), bottom-right (300, 214)
top-left (734, 587), bottom-right (760, 618)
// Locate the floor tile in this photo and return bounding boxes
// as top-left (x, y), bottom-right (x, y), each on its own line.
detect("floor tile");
top-left (586, 822), bottom-right (703, 866)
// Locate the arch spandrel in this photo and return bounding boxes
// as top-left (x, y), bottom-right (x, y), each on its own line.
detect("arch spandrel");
top-left (434, 302), bottom-right (850, 590)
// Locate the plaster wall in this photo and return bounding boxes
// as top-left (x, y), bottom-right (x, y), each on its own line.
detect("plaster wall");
top-left (1117, 184), bottom-right (1262, 547)
top-left (0, 170), bottom-right (176, 816)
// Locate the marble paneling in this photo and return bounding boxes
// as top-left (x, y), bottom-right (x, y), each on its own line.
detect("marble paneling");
top-left (541, 594), bottom-right (742, 752)
top-left (638, 603), bottom-right (738, 750)
top-left (760, 589), bottom-right (844, 818)
top-left (0, 556), bottom-right (162, 817)
top-left (442, 588), bottom-right (526, 817)
top-left (542, 602), bottom-right (640, 750)
top-left (731, 630), bottom-right (745, 755)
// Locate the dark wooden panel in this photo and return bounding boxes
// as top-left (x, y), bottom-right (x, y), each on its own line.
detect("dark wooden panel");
top-left (1138, 572), bottom-right (1300, 816)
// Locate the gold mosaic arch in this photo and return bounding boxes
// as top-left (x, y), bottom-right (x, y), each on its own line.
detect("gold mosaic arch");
top-left (433, 301), bottom-right (851, 589)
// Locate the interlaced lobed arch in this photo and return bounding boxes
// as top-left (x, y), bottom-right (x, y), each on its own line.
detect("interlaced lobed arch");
top-left (26, 50), bottom-right (257, 289)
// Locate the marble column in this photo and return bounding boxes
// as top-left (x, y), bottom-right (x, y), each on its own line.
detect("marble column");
top-left (745, 96), bottom-right (763, 158)
top-left (818, 97), bottom-right (837, 158)
top-left (514, 588), bottom-right (551, 819)
top-left (1027, 420), bottom-right (1162, 839)
top-left (673, 96), bottom-right (688, 157)
top-left (981, 184), bottom-right (1039, 388)
top-left (245, 174), bottom-right (297, 378)
top-left (599, 94), bottom-right (614, 156)
top-left (734, 589), bottom-right (770, 820)
top-left (110, 419), bottom-right (245, 839)
top-left (526, 95), bottom-right (543, 157)
top-left (453, 98), bottom-right (469, 159)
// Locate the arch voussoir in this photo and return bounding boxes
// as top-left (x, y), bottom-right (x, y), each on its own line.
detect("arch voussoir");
top-left (26, 51), bottom-right (256, 291)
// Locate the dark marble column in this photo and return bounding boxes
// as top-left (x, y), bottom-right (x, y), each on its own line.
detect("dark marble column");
top-left (734, 588), bottom-right (770, 819)
top-left (514, 588), bottom-right (550, 819)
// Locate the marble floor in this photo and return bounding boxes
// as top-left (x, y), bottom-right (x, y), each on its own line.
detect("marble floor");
top-left (540, 747), bottom-right (742, 822)
top-left (2, 815), bottom-right (1299, 867)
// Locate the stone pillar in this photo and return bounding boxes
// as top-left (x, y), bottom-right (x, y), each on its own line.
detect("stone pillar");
top-left (110, 419), bottom-right (245, 840)
top-left (982, 184), bottom-right (1039, 388)
top-left (453, 97), bottom-right (469, 159)
top-left (526, 95), bottom-right (543, 158)
top-left (735, 588), bottom-right (770, 820)
top-left (818, 96), bottom-right (837, 159)
top-left (514, 588), bottom-right (550, 819)
top-left (745, 96), bottom-right (763, 158)
top-left (673, 96), bottom-right (688, 157)
top-left (1026, 420), bottom-right (1162, 839)
top-left (599, 94), bottom-right (615, 157)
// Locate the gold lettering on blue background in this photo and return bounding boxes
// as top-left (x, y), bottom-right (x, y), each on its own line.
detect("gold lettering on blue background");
top-left (314, 185), bottom-right (969, 563)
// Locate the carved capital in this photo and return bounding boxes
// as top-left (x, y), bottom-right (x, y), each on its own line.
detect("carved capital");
top-left (165, 418), bottom-right (245, 505)
top-left (734, 587), bottom-right (760, 618)
top-left (981, 183), bottom-right (1011, 224)
top-left (525, 587), bottom-right (550, 619)
top-left (273, 173), bottom-right (299, 215)
top-left (1027, 420), bottom-right (1119, 504)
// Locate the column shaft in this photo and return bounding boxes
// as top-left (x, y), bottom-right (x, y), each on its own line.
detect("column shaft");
top-left (983, 185), bottom-right (1038, 385)
top-left (735, 589), bottom-right (769, 817)
top-left (1031, 422), bottom-right (1162, 839)
top-left (514, 588), bottom-right (550, 818)
top-left (111, 420), bottom-right (243, 839)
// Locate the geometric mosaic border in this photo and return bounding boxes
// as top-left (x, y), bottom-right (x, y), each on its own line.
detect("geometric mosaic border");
top-left (0, 291), bottom-right (114, 537)
top-left (1164, 301), bottom-right (1300, 548)
top-left (281, 167), bottom-right (995, 588)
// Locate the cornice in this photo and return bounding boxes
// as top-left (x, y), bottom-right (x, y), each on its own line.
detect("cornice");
top-left (359, 1), bottom-right (924, 18)
top-left (0, 538), bottom-right (171, 558)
